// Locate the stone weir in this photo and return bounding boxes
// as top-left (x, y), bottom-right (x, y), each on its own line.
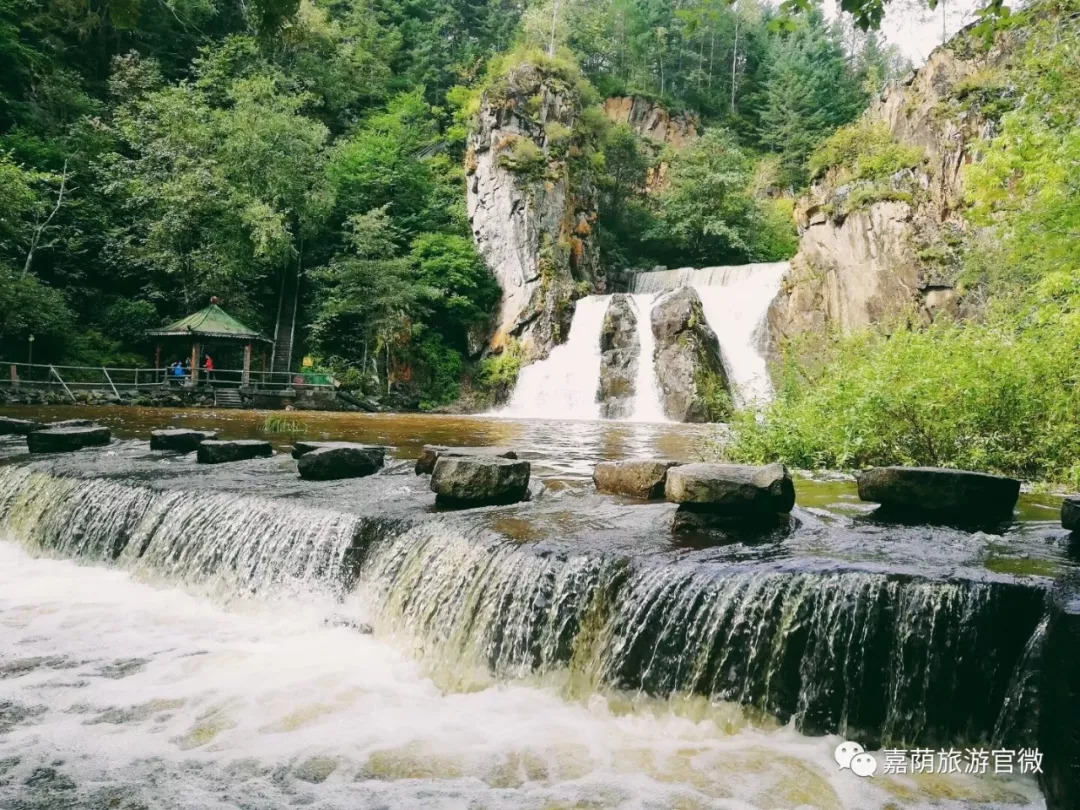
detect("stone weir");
top-left (0, 442), bottom-right (1077, 806)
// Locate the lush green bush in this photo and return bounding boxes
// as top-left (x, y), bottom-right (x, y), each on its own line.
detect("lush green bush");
top-left (727, 311), bottom-right (1080, 487)
top-left (809, 121), bottom-right (924, 182)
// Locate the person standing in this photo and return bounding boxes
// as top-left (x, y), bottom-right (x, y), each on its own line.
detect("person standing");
top-left (203, 353), bottom-right (215, 385)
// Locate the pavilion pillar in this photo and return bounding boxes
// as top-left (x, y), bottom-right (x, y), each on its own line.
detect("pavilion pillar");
top-left (242, 342), bottom-right (252, 388)
top-left (154, 344), bottom-right (162, 384)
top-left (190, 342), bottom-right (201, 387)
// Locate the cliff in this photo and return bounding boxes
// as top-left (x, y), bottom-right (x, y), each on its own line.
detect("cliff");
top-left (603, 96), bottom-right (698, 191)
top-left (768, 28), bottom-right (1021, 346)
top-left (466, 59), bottom-right (603, 363)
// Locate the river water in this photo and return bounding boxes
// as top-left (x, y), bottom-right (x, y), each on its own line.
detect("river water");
top-left (0, 405), bottom-right (1065, 809)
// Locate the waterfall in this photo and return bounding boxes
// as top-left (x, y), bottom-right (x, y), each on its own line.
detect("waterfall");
top-left (631, 262), bottom-right (789, 407)
top-left (628, 293), bottom-right (667, 423)
top-left (499, 295), bottom-right (610, 420)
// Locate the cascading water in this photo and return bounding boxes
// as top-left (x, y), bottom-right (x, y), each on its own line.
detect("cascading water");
top-left (632, 262), bottom-right (789, 407)
top-left (627, 293), bottom-right (667, 423)
top-left (0, 462), bottom-right (1057, 808)
top-left (499, 295), bottom-right (610, 420)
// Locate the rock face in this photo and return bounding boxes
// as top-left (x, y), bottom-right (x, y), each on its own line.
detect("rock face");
top-left (593, 459), bottom-right (680, 499)
top-left (0, 416), bottom-right (44, 435)
top-left (596, 294), bottom-right (639, 419)
top-left (27, 425), bottom-right (111, 453)
top-left (297, 444), bottom-right (385, 481)
top-left (150, 428), bottom-right (219, 453)
top-left (603, 96), bottom-right (698, 192)
top-left (414, 445), bottom-right (519, 475)
top-left (196, 440), bottom-right (273, 464)
top-left (430, 456), bottom-right (531, 507)
top-left (651, 287), bottom-right (730, 422)
top-left (466, 60), bottom-right (603, 363)
top-left (768, 37), bottom-right (1016, 350)
top-left (1064, 496), bottom-right (1080, 532)
top-left (856, 466), bottom-right (1020, 521)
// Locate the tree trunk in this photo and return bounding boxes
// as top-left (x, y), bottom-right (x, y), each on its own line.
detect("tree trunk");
top-left (730, 2), bottom-right (740, 115)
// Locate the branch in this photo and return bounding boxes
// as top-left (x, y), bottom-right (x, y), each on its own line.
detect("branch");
top-left (22, 160), bottom-right (70, 278)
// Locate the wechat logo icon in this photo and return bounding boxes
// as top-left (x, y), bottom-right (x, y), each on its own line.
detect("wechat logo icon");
top-left (835, 741), bottom-right (878, 777)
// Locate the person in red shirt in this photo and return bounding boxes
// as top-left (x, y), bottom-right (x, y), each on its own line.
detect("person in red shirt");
top-left (203, 353), bottom-right (215, 384)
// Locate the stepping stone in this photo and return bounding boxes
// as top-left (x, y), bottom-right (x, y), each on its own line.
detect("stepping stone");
top-left (297, 444), bottom-right (385, 481)
top-left (196, 439), bottom-right (273, 464)
top-left (43, 419), bottom-right (96, 429)
top-left (593, 459), bottom-right (681, 499)
top-left (1063, 496), bottom-right (1080, 532)
top-left (430, 456), bottom-right (531, 507)
top-left (856, 466), bottom-right (1020, 521)
top-left (291, 440), bottom-right (389, 460)
top-left (0, 416), bottom-right (44, 436)
top-left (665, 462), bottom-right (795, 515)
top-left (27, 425), bottom-right (111, 454)
top-left (150, 428), bottom-right (219, 453)
top-left (414, 445), bottom-right (519, 475)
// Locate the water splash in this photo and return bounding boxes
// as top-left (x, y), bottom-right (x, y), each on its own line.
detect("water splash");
top-left (631, 263), bottom-right (789, 406)
top-left (499, 295), bottom-right (610, 420)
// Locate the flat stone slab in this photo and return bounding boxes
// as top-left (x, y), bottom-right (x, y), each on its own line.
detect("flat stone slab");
top-left (150, 428), bottom-right (219, 453)
top-left (297, 444), bottom-right (386, 481)
top-left (414, 445), bottom-right (519, 475)
top-left (291, 440), bottom-right (389, 460)
top-left (594, 459), bottom-right (681, 499)
top-left (1063, 496), bottom-right (1080, 532)
top-left (430, 456), bottom-right (531, 507)
top-left (27, 425), bottom-right (111, 454)
top-left (196, 439), bottom-right (273, 464)
top-left (41, 419), bottom-right (96, 429)
top-left (0, 416), bottom-right (44, 436)
top-left (856, 466), bottom-right (1020, 520)
top-left (665, 463), bottom-right (795, 515)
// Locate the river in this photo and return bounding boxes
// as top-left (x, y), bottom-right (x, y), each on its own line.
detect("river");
top-left (0, 405), bottom-right (1068, 809)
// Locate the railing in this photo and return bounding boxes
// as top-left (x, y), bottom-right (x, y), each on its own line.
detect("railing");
top-left (3, 362), bottom-right (336, 398)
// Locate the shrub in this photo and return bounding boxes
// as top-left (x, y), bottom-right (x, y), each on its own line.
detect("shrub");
top-left (809, 122), bottom-right (924, 182)
top-left (498, 136), bottom-right (546, 177)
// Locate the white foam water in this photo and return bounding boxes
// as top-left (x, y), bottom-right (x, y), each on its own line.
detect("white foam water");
top-left (627, 292), bottom-right (668, 423)
top-left (499, 294), bottom-right (610, 421)
top-left (0, 541), bottom-right (1044, 810)
top-left (632, 262), bottom-right (790, 407)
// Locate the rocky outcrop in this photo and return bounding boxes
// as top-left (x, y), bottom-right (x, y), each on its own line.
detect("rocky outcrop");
top-left (1063, 496), bottom-right (1080, 532)
top-left (196, 440), bottom-right (273, 464)
top-left (856, 466), bottom-right (1020, 522)
top-left (769, 36), bottom-right (1017, 348)
top-left (596, 294), bottom-right (639, 419)
top-left (603, 96), bottom-right (698, 191)
top-left (467, 60), bottom-right (603, 363)
top-left (297, 444), bottom-right (385, 481)
top-left (666, 462), bottom-right (796, 535)
top-left (27, 425), bottom-right (111, 453)
top-left (430, 456), bottom-right (531, 507)
top-left (593, 459), bottom-right (680, 499)
top-left (651, 287), bottom-right (730, 422)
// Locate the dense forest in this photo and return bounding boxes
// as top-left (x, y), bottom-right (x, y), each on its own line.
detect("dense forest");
top-left (0, 0), bottom-right (905, 406)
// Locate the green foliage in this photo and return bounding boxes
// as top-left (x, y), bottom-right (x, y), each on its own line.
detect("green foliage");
top-left (727, 315), bottom-right (1080, 487)
top-left (810, 121), bottom-right (925, 182)
top-left (0, 265), bottom-right (74, 357)
top-left (262, 412), bottom-right (306, 435)
top-left (478, 339), bottom-right (524, 399)
top-left (497, 136), bottom-right (547, 177)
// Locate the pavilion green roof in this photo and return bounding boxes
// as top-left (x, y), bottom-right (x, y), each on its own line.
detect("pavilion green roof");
top-left (146, 303), bottom-right (269, 342)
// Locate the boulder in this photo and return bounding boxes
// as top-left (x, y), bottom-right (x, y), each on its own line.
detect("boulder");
top-left (430, 456), bottom-right (531, 507)
top-left (596, 294), bottom-right (639, 419)
top-left (297, 444), bottom-right (386, 481)
top-left (0, 416), bottom-right (43, 435)
top-left (292, 440), bottom-right (360, 460)
top-left (1062, 496), bottom-right (1080, 532)
top-left (27, 425), bottom-right (111, 454)
top-left (665, 462), bottom-right (795, 516)
top-left (651, 287), bottom-right (731, 422)
top-left (196, 439), bottom-right (273, 464)
top-left (593, 459), bottom-right (681, 499)
top-left (414, 445), bottom-right (519, 475)
top-left (855, 466), bottom-right (1020, 521)
top-left (150, 428), bottom-right (219, 453)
